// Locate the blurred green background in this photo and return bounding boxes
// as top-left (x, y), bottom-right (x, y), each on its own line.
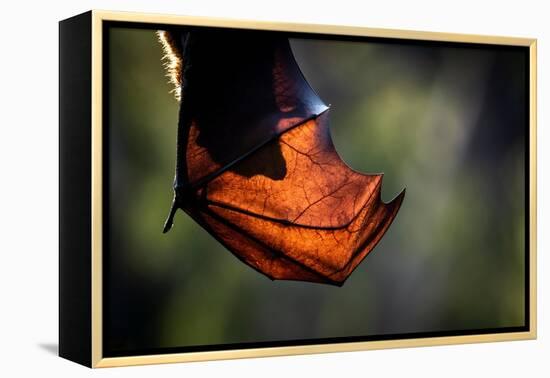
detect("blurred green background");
top-left (105, 26), bottom-right (526, 355)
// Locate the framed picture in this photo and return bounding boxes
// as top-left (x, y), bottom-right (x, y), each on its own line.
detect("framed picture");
top-left (59, 10), bottom-right (537, 368)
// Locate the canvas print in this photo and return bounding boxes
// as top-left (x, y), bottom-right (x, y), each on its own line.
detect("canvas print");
top-left (104, 23), bottom-right (528, 356)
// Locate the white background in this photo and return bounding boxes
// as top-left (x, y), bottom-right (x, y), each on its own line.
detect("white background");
top-left (0, 0), bottom-right (547, 376)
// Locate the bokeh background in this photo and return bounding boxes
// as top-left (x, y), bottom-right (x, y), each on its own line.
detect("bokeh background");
top-left (105, 26), bottom-right (527, 356)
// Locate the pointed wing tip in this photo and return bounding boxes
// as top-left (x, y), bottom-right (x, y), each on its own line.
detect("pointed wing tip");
top-left (395, 187), bottom-right (406, 203)
top-left (382, 187), bottom-right (406, 214)
top-left (376, 172), bottom-right (405, 208)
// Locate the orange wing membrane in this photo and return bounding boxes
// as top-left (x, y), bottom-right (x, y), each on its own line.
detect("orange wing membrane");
top-left (159, 29), bottom-right (404, 286)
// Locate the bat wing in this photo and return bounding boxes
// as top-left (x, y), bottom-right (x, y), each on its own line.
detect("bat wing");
top-left (159, 29), bottom-right (404, 285)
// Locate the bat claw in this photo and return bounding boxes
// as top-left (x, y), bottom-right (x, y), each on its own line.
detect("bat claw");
top-left (163, 197), bottom-right (178, 233)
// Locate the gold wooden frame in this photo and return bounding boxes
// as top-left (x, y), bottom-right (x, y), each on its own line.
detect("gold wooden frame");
top-left (89, 9), bottom-right (537, 368)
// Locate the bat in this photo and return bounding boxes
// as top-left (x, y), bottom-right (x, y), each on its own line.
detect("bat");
top-left (158, 28), bottom-right (405, 286)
